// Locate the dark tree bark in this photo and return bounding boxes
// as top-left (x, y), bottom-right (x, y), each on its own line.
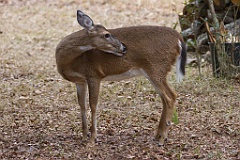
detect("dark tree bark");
top-left (207, 0), bottom-right (222, 76)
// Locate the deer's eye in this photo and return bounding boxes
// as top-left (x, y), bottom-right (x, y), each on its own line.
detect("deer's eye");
top-left (104, 33), bottom-right (110, 38)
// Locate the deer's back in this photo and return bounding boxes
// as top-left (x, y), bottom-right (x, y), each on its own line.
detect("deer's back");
top-left (74, 26), bottom-right (182, 79)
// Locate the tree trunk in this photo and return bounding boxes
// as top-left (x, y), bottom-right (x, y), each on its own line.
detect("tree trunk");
top-left (208, 0), bottom-right (222, 77)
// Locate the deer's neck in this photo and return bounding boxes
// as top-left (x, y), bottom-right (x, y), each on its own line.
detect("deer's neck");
top-left (56, 31), bottom-right (95, 80)
top-left (56, 32), bottom-right (95, 65)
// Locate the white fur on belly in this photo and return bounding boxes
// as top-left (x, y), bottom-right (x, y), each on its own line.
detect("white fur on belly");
top-left (103, 68), bottom-right (144, 81)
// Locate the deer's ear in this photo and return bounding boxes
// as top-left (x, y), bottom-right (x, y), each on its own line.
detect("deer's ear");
top-left (77, 10), bottom-right (94, 31)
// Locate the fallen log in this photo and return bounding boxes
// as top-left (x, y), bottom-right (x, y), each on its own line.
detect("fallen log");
top-left (182, 19), bottom-right (240, 45)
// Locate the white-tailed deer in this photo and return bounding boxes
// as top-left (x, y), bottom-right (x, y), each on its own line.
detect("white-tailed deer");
top-left (56, 10), bottom-right (187, 145)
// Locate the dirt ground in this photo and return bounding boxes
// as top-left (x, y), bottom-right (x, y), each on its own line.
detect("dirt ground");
top-left (0, 0), bottom-right (239, 159)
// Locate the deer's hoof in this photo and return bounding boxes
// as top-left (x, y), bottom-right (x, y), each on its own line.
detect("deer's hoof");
top-left (154, 135), bottom-right (168, 146)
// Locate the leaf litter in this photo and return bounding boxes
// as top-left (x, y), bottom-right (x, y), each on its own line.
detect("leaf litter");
top-left (0, 0), bottom-right (239, 159)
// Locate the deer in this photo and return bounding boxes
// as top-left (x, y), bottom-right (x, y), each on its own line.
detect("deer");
top-left (55, 10), bottom-right (187, 146)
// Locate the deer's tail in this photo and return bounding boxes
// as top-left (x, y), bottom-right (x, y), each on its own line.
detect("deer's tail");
top-left (176, 39), bottom-right (187, 82)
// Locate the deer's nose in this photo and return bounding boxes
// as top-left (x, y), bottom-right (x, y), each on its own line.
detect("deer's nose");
top-left (121, 44), bottom-right (127, 53)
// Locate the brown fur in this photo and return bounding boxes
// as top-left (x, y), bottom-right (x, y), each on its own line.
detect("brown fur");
top-left (56, 25), bottom-right (185, 145)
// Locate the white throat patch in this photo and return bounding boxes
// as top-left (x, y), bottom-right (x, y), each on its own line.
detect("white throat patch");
top-left (79, 45), bottom-right (94, 52)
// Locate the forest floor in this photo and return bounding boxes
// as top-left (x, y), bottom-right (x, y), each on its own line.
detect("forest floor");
top-left (0, 0), bottom-right (239, 159)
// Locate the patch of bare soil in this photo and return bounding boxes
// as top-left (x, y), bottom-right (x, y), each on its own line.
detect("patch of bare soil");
top-left (0, 0), bottom-right (239, 159)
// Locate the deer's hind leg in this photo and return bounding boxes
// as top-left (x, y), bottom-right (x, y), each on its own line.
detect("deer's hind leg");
top-left (143, 70), bottom-right (177, 146)
top-left (155, 80), bottom-right (177, 145)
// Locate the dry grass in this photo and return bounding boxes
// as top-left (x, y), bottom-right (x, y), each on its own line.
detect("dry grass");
top-left (0, 0), bottom-right (239, 159)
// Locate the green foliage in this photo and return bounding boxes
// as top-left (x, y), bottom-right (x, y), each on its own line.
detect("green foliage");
top-left (172, 108), bottom-right (179, 125)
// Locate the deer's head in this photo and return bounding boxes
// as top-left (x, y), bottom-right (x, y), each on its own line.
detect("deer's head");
top-left (77, 10), bottom-right (126, 56)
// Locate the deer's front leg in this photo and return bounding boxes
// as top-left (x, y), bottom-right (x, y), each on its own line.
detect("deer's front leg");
top-left (87, 79), bottom-right (100, 143)
top-left (76, 82), bottom-right (88, 140)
